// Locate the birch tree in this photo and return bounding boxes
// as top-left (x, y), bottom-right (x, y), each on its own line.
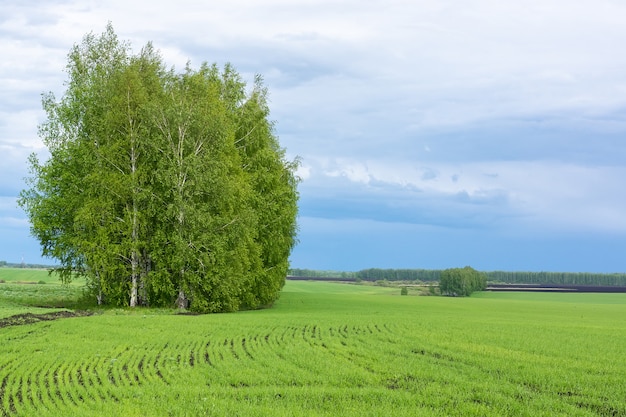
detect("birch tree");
top-left (20, 24), bottom-right (299, 312)
top-left (230, 74), bottom-right (300, 307)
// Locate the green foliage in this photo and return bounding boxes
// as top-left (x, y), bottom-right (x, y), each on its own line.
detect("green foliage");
top-left (400, 286), bottom-right (408, 295)
top-left (439, 266), bottom-right (487, 297)
top-left (0, 278), bottom-right (85, 317)
top-left (485, 270), bottom-right (626, 286)
top-left (1, 281), bottom-right (626, 416)
top-left (288, 268), bottom-right (359, 279)
top-left (290, 268), bottom-right (626, 287)
top-left (429, 284), bottom-right (437, 296)
top-left (18, 24), bottom-right (299, 313)
top-left (357, 268), bottom-right (441, 281)
top-left (288, 268), bottom-right (441, 281)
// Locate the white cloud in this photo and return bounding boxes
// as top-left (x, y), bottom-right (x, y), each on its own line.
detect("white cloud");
top-left (0, 217), bottom-right (29, 229)
top-left (3, 0), bottom-right (626, 269)
top-left (0, 197), bottom-right (18, 211)
top-left (324, 159), bottom-right (372, 185)
top-left (295, 163), bottom-right (312, 181)
top-left (300, 157), bottom-right (626, 234)
top-left (0, 197), bottom-right (27, 229)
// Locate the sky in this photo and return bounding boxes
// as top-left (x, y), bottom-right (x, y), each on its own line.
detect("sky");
top-left (1, 0), bottom-right (626, 273)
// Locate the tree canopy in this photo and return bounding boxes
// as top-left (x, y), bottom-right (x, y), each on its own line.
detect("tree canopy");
top-left (439, 266), bottom-right (487, 297)
top-left (19, 24), bottom-right (299, 313)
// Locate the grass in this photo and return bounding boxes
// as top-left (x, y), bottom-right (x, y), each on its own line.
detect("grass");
top-left (0, 268), bottom-right (85, 319)
top-left (0, 279), bottom-right (625, 416)
top-left (0, 267), bottom-right (58, 284)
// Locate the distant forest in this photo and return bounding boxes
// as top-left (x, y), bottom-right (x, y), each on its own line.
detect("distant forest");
top-left (288, 268), bottom-right (626, 287)
top-left (0, 261), bottom-right (52, 270)
top-left (3, 262), bottom-right (625, 287)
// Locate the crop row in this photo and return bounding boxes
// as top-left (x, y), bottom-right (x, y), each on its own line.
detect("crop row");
top-left (1, 284), bottom-right (626, 416)
top-left (0, 319), bottom-right (402, 416)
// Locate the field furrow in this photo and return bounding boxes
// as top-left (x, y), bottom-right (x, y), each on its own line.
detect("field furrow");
top-left (0, 282), bottom-right (625, 416)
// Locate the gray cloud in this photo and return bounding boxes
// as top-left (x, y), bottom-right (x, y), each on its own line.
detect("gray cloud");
top-left (2, 0), bottom-right (626, 269)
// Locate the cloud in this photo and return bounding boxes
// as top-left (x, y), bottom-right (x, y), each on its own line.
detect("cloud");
top-left (295, 163), bottom-right (312, 182)
top-left (0, 217), bottom-right (28, 228)
top-left (2, 0), bottom-right (626, 271)
top-left (298, 157), bottom-right (626, 235)
top-left (0, 197), bottom-right (27, 229)
top-left (324, 159), bottom-right (372, 185)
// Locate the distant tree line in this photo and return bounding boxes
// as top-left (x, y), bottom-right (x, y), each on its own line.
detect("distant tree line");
top-left (288, 268), bottom-right (440, 281)
top-left (0, 261), bottom-right (52, 269)
top-left (288, 268), bottom-right (626, 286)
top-left (485, 271), bottom-right (626, 286)
top-left (356, 268), bottom-right (441, 281)
top-left (287, 269), bottom-right (358, 279)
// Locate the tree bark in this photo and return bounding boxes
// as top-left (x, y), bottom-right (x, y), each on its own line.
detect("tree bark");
top-left (176, 288), bottom-right (187, 309)
top-left (130, 249), bottom-right (138, 307)
top-left (128, 125), bottom-right (139, 307)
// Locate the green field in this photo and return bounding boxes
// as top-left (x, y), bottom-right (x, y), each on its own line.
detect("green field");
top-left (0, 268), bottom-right (84, 319)
top-left (0, 276), bottom-right (625, 416)
top-left (0, 268), bottom-right (57, 284)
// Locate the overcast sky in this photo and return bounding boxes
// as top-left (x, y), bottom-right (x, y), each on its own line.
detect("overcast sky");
top-left (2, 0), bottom-right (626, 272)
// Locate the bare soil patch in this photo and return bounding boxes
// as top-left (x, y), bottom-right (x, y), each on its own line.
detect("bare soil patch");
top-left (0, 310), bottom-right (93, 329)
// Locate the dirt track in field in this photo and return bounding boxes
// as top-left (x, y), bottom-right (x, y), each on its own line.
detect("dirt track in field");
top-left (0, 310), bottom-right (93, 329)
